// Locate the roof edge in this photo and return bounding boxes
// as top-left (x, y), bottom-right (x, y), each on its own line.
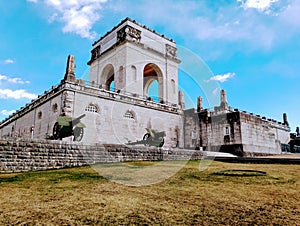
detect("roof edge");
top-left (92, 17), bottom-right (175, 47)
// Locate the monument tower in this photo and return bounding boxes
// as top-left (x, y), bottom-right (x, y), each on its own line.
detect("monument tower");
top-left (88, 18), bottom-right (180, 105)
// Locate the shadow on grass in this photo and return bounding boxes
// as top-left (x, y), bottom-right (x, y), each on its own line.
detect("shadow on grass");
top-left (213, 169), bottom-right (267, 177)
top-left (0, 167), bottom-right (107, 184)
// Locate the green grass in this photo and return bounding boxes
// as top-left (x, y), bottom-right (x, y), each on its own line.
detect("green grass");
top-left (0, 160), bottom-right (299, 225)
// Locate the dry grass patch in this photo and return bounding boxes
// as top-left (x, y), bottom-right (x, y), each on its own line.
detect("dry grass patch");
top-left (0, 160), bottom-right (299, 225)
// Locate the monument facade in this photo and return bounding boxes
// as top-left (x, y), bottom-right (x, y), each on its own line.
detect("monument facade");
top-left (0, 18), bottom-right (291, 155)
top-left (0, 18), bottom-right (184, 148)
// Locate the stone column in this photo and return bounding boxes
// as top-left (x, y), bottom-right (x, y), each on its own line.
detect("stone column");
top-left (283, 113), bottom-right (289, 127)
top-left (221, 89), bottom-right (227, 104)
top-left (220, 89), bottom-right (229, 110)
top-left (178, 90), bottom-right (185, 109)
top-left (197, 96), bottom-right (203, 112)
top-left (64, 55), bottom-right (76, 82)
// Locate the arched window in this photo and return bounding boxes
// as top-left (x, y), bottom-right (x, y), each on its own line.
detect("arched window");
top-left (171, 79), bottom-right (176, 94)
top-left (37, 111), bottom-right (42, 119)
top-left (85, 103), bottom-right (99, 113)
top-left (52, 103), bottom-right (58, 112)
top-left (123, 110), bottom-right (135, 119)
top-left (131, 65), bottom-right (137, 81)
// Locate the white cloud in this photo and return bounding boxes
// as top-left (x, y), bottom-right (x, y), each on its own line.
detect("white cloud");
top-left (3, 59), bottom-right (14, 64)
top-left (29, 0), bottom-right (298, 51)
top-left (279, 1), bottom-right (300, 29)
top-left (116, 0), bottom-right (300, 52)
top-left (0, 89), bottom-right (37, 100)
top-left (0, 74), bottom-right (30, 84)
top-left (45, 0), bottom-right (107, 39)
top-left (238, 0), bottom-right (279, 12)
top-left (206, 73), bottom-right (235, 83)
top-left (1, 110), bottom-right (16, 116)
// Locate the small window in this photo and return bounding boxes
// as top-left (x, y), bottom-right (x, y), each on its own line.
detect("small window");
top-left (225, 127), bottom-right (229, 135)
top-left (171, 79), bottom-right (176, 94)
top-left (85, 103), bottom-right (99, 113)
top-left (52, 103), bottom-right (58, 112)
top-left (131, 65), bottom-right (137, 81)
top-left (123, 110), bottom-right (135, 119)
top-left (37, 111), bottom-right (42, 119)
top-left (119, 66), bottom-right (124, 77)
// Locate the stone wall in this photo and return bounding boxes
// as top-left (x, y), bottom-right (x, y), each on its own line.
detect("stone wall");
top-left (0, 81), bottom-right (184, 148)
top-left (72, 85), bottom-right (184, 147)
top-left (0, 139), bottom-right (203, 173)
top-left (240, 112), bottom-right (283, 155)
top-left (0, 87), bottom-right (63, 139)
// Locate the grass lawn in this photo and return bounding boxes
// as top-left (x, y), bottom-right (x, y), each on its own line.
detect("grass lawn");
top-left (0, 160), bottom-right (299, 225)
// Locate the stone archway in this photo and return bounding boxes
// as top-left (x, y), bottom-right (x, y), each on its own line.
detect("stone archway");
top-left (101, 64), bottom-right (115, 91)
top-left (143, 63), bottom-right (163, 102)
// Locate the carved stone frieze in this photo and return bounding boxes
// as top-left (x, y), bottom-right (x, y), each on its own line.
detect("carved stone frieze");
top-left (166, 44), bottom-right (177, 57)
top-left (90, 45), bottom-right (101, 62)
top-left (62, 91), bottom-right (74, 116)
top-left (117, 25), bottom-right (141, 43)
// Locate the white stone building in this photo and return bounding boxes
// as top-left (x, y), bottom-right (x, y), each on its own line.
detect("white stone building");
top-left (0, 18), bottom-right (291, 155)
top-left (0, 18), bottom-right (184, 148)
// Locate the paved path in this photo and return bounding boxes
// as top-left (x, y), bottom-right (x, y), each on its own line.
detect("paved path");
top-left (203, 151), bottom-right (237, 158)
top-left (257, 153), bottom-right (300, 159)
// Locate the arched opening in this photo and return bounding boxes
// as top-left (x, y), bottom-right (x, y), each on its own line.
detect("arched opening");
top-left (101, 64), bottom-right (115, 91)
top-left (85, 103), bottom-right (100, 113)
top-left (143, 63), bottom-right (163, 102)
top-left (108, 80), bottom-right (115, 92)
top-left (52, 103), bottom-right (58, 113)
top-left (147, 80), bottom-right (159, 102)
top-left (123, 109), bottom-right (136, 120)
top-left (37, 111), bottom-right (42, 119)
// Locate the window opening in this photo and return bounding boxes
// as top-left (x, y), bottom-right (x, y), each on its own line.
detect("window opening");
top-left (52, 103), bottom-right (58, 112)
top-left (37, 111), bottom-right (42, 119)
top-left (85, 104), bottom-right (99, 113)
top-left (123, 110), bottom-right (135, 119)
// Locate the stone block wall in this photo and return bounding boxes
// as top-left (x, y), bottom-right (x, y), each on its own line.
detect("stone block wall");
top-left (240, 112), bottom-right (280, 154)
top-left (0, 139), bottom-right (203, 173)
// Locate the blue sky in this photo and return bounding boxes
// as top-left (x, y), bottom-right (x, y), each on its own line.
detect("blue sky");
top-left (0, 0), bottom-right (299, 131)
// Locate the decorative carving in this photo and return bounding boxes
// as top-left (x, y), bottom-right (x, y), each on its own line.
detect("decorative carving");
top-left (127, 26), bottom-right (141, 41)
top-left (166, 44), bottom-right (177, 57)
top-left (117, 27), bottom-right (127, 43)
top-left (62, 91), bottom-right (73, 116)
top-left (117, 25), bottom-right (141, 43)
top-left (90, 45), bottom-right (101, 62)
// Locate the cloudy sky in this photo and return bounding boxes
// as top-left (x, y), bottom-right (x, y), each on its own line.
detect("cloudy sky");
top-left (0, 0), bottom-right (299, 130)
